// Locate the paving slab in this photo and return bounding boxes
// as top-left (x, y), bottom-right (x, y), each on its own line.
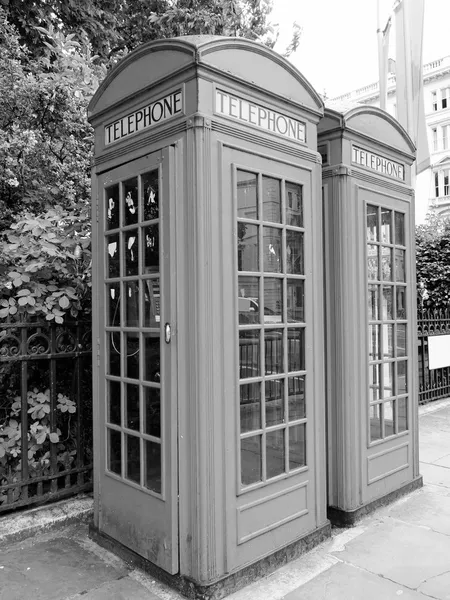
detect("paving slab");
top-left (418, 570), bottom-right (450, 600)
top-left (334, 519), bottom-right (450, 590)
top-left (434, 453), bottom-right (450, 468)
top-left (66, 576), bottom-right (160, 600)
top-left (420, 462), bottom-right (450, 488)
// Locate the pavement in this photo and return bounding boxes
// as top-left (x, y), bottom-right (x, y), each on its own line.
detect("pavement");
top-left (0, 399), bottom-right (450, 600)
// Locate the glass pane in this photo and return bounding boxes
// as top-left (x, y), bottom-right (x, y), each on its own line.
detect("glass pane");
top-left (264, 278), bottom-right (282, 323)
top-left (395, 249), bottom-right (406, 282)
top-left (143, 226), bottom-right (159, 274)
top-left (367, 205), bottom-right (378, 241)
top-left (108, 429), bottom-right (121, 475)
top-left (144, 387), bottom-right (160, 438)
top-left (381, 247), bottom-right (392, 281)
top-left (262, 176), bottom-right (281, 223)
top-left (396, 287), bottom-right (407, 319)
top-left (239, 330), bottom-right (260, 379)
top-left (381, 208), bottom-right (392, 243)
top-left (397, 360), bottom-right (407, 394)
top-left (125, 281), bottom-right (139, 327)
top-left (123, 177), bottom-right (138, 226)
top-left (108, 334), bottom-right (121, 376)
top-left (286, 230), bottom-right (303, 274)
top-left (144, 278), bottom-right (160, 327)
top-left (125, 230), bottom-right (139, 276)
top-left (367, 245), bottom-right (379, 280)
top-left (288, 376), bottom-right (305, 421)
top-left (382, 286), bottom-right (393, 320)
top-left (398, 397), bottom-right (408, 432)
top-left (288, 328), bottom-right (305, 372)
top-left (107, 283), bottom-right (121, 326)
top-left (266, 429), bottom-right (285, 479)
top-left (395, 212), bottom-right (405, 246)
top-left (397, 324), bottom-right (407, 357)
top-left (369, 364), bottom-right (381, 401)
top-left (265, 329), bottom-right (283, 375)
top-left (142, 170), bottom-right (159, 221)
top-left (383, 362), bottom-right (394, 398)
top-left (238, 223), bottom-right (259, 271)
top-left (240, 382), bottom-right (261, 433)
top-left (265, 379), bottom-right (284, 427)
top-left (368, 284), bottom-right (379, 320)
top-left (385, 400), bottom-right (395, 437)
top-left (145, 440), bottom-right (161, 493)
top-left (369, 325), bottom-right (380, 360)
top-left (241, 436), bottom-right (262, 485)
top-left (144, 333), bottom-right (160, 382)
top-left (263, 227), bottom-right (282, 273)
top-left (107, 234), bottom-right (120, 278)
top-left (286, 182), bottom-right (303, 227)
top-left (382, 324), bottom-right (394, 358)
top-left (108, 380), bottom-right (121, 426)
top-left (126, 383), bottom-right (139, 431)
top-left (238, 276), bottom-right (260, 324)
top-left (287, 279), bottom-right (304, 323)
top-left (106, 183), bottom-right (120, 230)
top-left (237, 170), bottom-right (258, 219)
top-left (370, 404), bottom-right (382, 441)
top-left (125, 333), bottom-right (140, 380)
top-left (289, 424), bottom-right (306, 470)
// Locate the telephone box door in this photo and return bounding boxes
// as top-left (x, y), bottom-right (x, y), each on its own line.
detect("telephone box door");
top-left (96, 149), bottom-right (178, 573)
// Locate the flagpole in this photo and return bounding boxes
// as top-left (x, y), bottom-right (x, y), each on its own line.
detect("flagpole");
top-left (377, 0), bottom-right (387, 110)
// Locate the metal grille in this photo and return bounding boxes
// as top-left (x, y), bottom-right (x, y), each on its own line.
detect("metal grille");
top-left (418, 309), bottom-right (450, 405)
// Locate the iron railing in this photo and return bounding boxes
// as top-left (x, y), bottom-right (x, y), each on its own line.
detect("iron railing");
top-left (417, 309), bottom-right (450, 404)
top-left (0, 321), bottom-right (92, 513)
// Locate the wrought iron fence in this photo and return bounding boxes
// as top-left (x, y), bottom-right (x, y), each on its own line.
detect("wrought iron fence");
top-left (417, 309), bottom-right (450, 404)
top-left (0, 321), bottom-right (92, 513)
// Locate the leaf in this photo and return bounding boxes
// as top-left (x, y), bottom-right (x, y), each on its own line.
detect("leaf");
top-left (59, 296), bottom-right (70, 309)
top-left (49, 433), bottom-right (59, 443)
top-left (17, 289), bottom-right (31, 296)
top-left (36, 433), bottom-right (46, 445)
top-left (18, 297), bottom-right (29, 306)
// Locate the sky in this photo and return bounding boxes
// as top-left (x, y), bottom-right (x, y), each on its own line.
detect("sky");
top-left (271, 0), bottom-right (450, 98)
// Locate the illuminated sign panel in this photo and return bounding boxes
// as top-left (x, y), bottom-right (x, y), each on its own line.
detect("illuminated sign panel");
top-left (352, 146), bottom-right (405, 181)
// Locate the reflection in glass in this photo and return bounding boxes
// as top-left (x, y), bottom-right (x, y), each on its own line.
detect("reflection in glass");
top-left (145, 440), bottom-right (161, 493)
top-left (262, 176), bottom-right (281, 223)
top-left (398, 397), bottom-right (408, 432)
top-left (108, 334), bottom-right (121, 376)
top-left (395, 212), bottom-right (405, 246)
top-left (125, 281), bottom-right (139, 327)
top-left (105, 184), bottom-right (120, 230)
top-left (239, 330), bottom-right (260, 379)
top-left (107, 283), bottom-right (120, 326)
top-left (289, 424), bottom-right (306, 470)
top-left (287, 279), bottom-right (304, 322)
top-left (265, 329), bottom-right (283, 374)
top-left (108, 380), bottom-right (121, 425)
top-left (240, 383), bottom-right (261, 433)
top-left (238, 276), bottom-right (260, 324)
top-left (237, 170), bottom-right (258, 219)
top-left (369, 364), bottom-right (381, 401)
top-left (144, 225), bottom-right (159, 274)
top-left (397, 324), bottom-right (407, 357)
top-left (288, 328), bottom-right (305, 372)
top-left (286, 182), bottom-right (303, 227)
top-left (385, 401), bottom-right (395, 437)
top-left (396, 287), bottom-right (407, 319)
top-left (395, 249), bottom-right (406, 282)
top-left (126, 384), bottom-right (139, 430)
top-left (382, 324), bottom-right (394, 358)
top-left (144, 278), bottom-right (160, 327)
top-left (368, 284), bottom-right (379, 320)
top-left (397, 360), bottom-right (407, 394)
top-left (107, 234), bottom-right (120, 278)
top-left (370, 404), bottom-right (382, 441)
top-left (263, 227), bottom-right (282, 273)
top-left (286, 230), bottom-right (303, 274)
top-left (108, 428), bottom-right (121, 475)
top-left (144, 333), bottom-right (160, 382)
top-left (382, 286), bottom-right (393, 320)
top-left (288, 376), bottom-right (305, 421)
top-left (369, 325), bottom-right (380, 360)
top-left (142, 170), bottom-right (159, 221)
top-left (145, 387), bottom-right (161, 438)
top-left (265, 379), bottom-right (284, 427)
top-left (238, 223), bottom-right (259, 271)
top-left (381, 208), bottom-right (392, 243)
top-left (124, 177), bottom-right (139, 226)
top-left (383, 362), bottom-right (394, 398)
top-left (241, 436), bottom-right (262, 485)
top-left (381, 247), bottom-right (392, 281)
top-left (125, 333), bottom-right (140, 380)
top-left (264, 278), bottom-right (282, 323)
top-left (266, 429), bottom-right (285, 479)
top-left (367, 205), bottom-right (378, 241)
top-left (367, 245), bottom-right (379, 280)
top-left (125, 230), bottom-right (139, 276)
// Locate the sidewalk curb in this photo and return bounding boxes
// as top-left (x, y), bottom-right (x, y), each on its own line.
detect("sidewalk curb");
top-left (419, 396), bottom-right (450, 416)
top-left (0, 494), bottom-right (93, 546)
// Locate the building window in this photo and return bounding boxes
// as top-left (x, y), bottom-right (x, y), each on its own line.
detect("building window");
top-left (432, 91), bottom-right (438, 111)
top-left (443, 125), bottom-right (448, 150)
top-left (432, 127), bottom-right (438, 151)
top-left (435, 172), bottom-right (440, 197)
top-left (441, 88), bottom-right (450, 110)
top-left (444, 170), bottom-right (450, 196)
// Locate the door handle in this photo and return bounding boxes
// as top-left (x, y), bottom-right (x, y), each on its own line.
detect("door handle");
top-left (165, 323), bottom-right (171, 344)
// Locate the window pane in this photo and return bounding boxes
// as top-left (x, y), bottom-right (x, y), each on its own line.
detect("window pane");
top-left (125, 434), bottom-right (140, 484)
top-left (107, 283), bottom-right (121, 326)
top-left (385, 401), bottom-right (395, 437)
top-left (395, 249), bottom-right (406, 282)
top-left (367, 205), bottom-right (378, 241)
top-left (143, 278), bottom-right (160, 327)
top-left (369, 325), bottom-right (380, 360)
top-left (287, 279), bottom-right (304, 323)
top-left (286, 230), bottom-right (303, 274)
top-left (289, 424), bottom-right (306, 470)
top-left (144, 333), bottom-right (160, 382)
top-left (108, 334), bottom-right (121, 376)
top-left (123, 177), bottom-right (138, 226)
top-left (395, 212), bottom-right (405, 246)
top-left (288, 328), bottom-right (305, 372)
top-left (397, 324), bottom-right (407, 357)
top-left (241, 436), bottom-right (262, 485)
top-left (382, 286), bottom-right (393, 320)
top-left (286, 182), bottom-right (303, 227)
top-left (383, 362), bottom-right (394, 398)
top-left (108, 429), bottom-right (122, 475)
top-left (142, 170), bottom-right (159, 221)
top-left (125, 230), bottom-right (139, 276)
top-left (239, 330), bottom-right (260, 379)
top-left (262, 176), bottom-right (281, 223)
top-left (238, 276), bottom-right (260, 324)
top-left (263, 227), bottom-right (282, 272)
top-left (367, 245), bottom-right (379, 280)
top-left (368, 284), bottom-right (379, 320)
top-left (370, 404), bottom-right (382, 441)
top-left (240, 382), bottom-right (261, 433)
top-left (264, 278), bottom-right (283, 324)
top-left (381, 208), bottom-right (392, 243)
top-left (397, 360), bottom-right (407, 394)
top-left (125, 281), bottom-right (139, 327)
top-left (265, 329), bottom-right (283, 374)
top-left (126, 383), bottom-right (139, 431)
top-left (369, 364), bottom-right (381, 401)
top-left (143, 225), bottom-right (159, 274)
top-left (265, 378), bottom-right (284, 427)
top-left (396, 287), bottom-right (407, 319)
top-left (382, 324), bottom-right (394, 358)
top-left (125, 333), bottom-right (139, 379)
top-left (144, 387), bottom-right (161, 438)
top-left (145, 440), bottom-right (161, 493)
top-left (288, 376), bottom-right (305, 421)
top-left (266, 429), bottom-right (285, 479)
top-left (237, 171), bottom-right (258, 219)
top-left (107, 234), bottom-right (120, 278)
top-left (381, 247), bottom-right (392, 281)
top-left (108, 380), bottom-right (121, 426)
top-left (106, 184), bottom-right (120, 230)
top-left (398, 397), bottom-right (408, 432)
top-left (238, 223), bottom-right (259, 271)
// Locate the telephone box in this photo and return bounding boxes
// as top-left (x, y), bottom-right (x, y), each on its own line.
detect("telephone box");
top-left (319, 106), bottom-right (423, 525)
top-left (88, 36), bottom-right (329, 596)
